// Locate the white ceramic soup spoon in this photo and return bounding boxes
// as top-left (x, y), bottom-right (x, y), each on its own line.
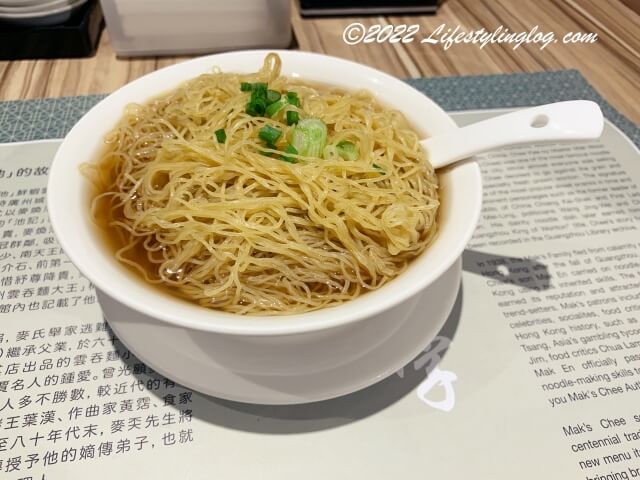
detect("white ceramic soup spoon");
top-left (420, 100), bottom-right (604, 169)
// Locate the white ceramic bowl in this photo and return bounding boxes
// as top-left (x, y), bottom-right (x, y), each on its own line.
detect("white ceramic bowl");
top-left (0, 0), bottom-right (51, 6)
top-left (0, 0), bottom-right (77, 14)
top-left (0, 0), bottom-right (85, 25)
top-left (47, 50), bottom-right (482, 403)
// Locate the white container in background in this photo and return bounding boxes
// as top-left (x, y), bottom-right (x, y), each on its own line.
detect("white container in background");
top-left (99, 0), bottom-right (292, 56)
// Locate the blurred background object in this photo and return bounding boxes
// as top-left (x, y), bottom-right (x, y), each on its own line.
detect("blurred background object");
top-left (99, 0), bottom-right (292, 57)
top-left (0, 0), bottom-right (103, 59)
top-left (0, 0), bottom-right (88, 26)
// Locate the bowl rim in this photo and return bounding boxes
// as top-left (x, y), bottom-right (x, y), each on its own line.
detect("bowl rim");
top-left (47, 49), bottom-right (482, 337)
top-left (0, 0), bottom-right (83, 17)
top-left (0, 0), bottom-right (78, 14)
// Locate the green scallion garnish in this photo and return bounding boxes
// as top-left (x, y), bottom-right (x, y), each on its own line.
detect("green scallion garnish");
top-left (336, 140), bottom-right (357, 161)
top-left (246, 101), bottom-right (266, 116)
top-left (286, 110), bottom-right (300, 126)
top-left (259, 125), bottom-right (282, 145)
top-left (265, 98), bottom-right (286, 117)
top-left (240, 82), bottom-right (252, 92)
top-left (286, 91), bottom-right (300, 107)
top-left (290, 118), bottom-right (327, 158)
top-left (214, 128), bottom-right (226, 144)
top-left (266, 90), bottom-right (281, 104)
top-left (280, 144), bottom-right (298, 163)
top-left (246, 86), bottom-right (269, 116)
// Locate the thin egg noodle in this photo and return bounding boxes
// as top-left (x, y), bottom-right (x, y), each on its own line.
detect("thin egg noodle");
top-left (83, 53), bottom-right (439, 315)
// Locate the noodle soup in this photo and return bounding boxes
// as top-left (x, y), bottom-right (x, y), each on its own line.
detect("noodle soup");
top-left (83, 53), bottom-right (439, 315)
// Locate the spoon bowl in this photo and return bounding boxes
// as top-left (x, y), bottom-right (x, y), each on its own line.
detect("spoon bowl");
top-left (421, 100), bottom-right (604, 169)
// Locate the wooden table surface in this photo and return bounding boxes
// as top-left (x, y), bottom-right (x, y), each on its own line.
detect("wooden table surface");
top-left (1, 0), bottom-right (638, 123)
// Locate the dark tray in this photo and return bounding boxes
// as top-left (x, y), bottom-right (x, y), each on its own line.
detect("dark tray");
top-left (0, 0), bottom-right (104, 60)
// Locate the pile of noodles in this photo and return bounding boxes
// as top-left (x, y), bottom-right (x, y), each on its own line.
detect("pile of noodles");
top-left (83, 53), bottom-right (439, 315)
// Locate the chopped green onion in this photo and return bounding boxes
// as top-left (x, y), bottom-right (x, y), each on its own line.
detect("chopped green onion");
top-left (266, 90), bottom-right (281, 104)
top-left (265, 98), bottom-right (286, 117)
top-left (279, 144), bottom-right (298, 163)
top-left (244, 86), bottom-right (299, 118)
top-left (246, 86), bottom-right (269, 116)
top-left (214, 128), bottom-right (226, 144)
top-left (286, 110), bottom-right (300, 126)
top-left (246, 100), bottom-right (266, 116)
top-left (259, 125), bottom-right (282, 145)
top-left (252, 89), bottom-right (267, 101)
top-left (291, 118), bottom-right (327, 158)
top-left (286, 91), bottom-right (300, 107)
top-left (241, 82), bottom-right (268, 93)
top-left (336, 140), bottom-right (357, 161)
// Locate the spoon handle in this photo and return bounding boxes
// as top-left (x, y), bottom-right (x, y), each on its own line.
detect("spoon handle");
top-left (420, 100), bottom-right (604, 170)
